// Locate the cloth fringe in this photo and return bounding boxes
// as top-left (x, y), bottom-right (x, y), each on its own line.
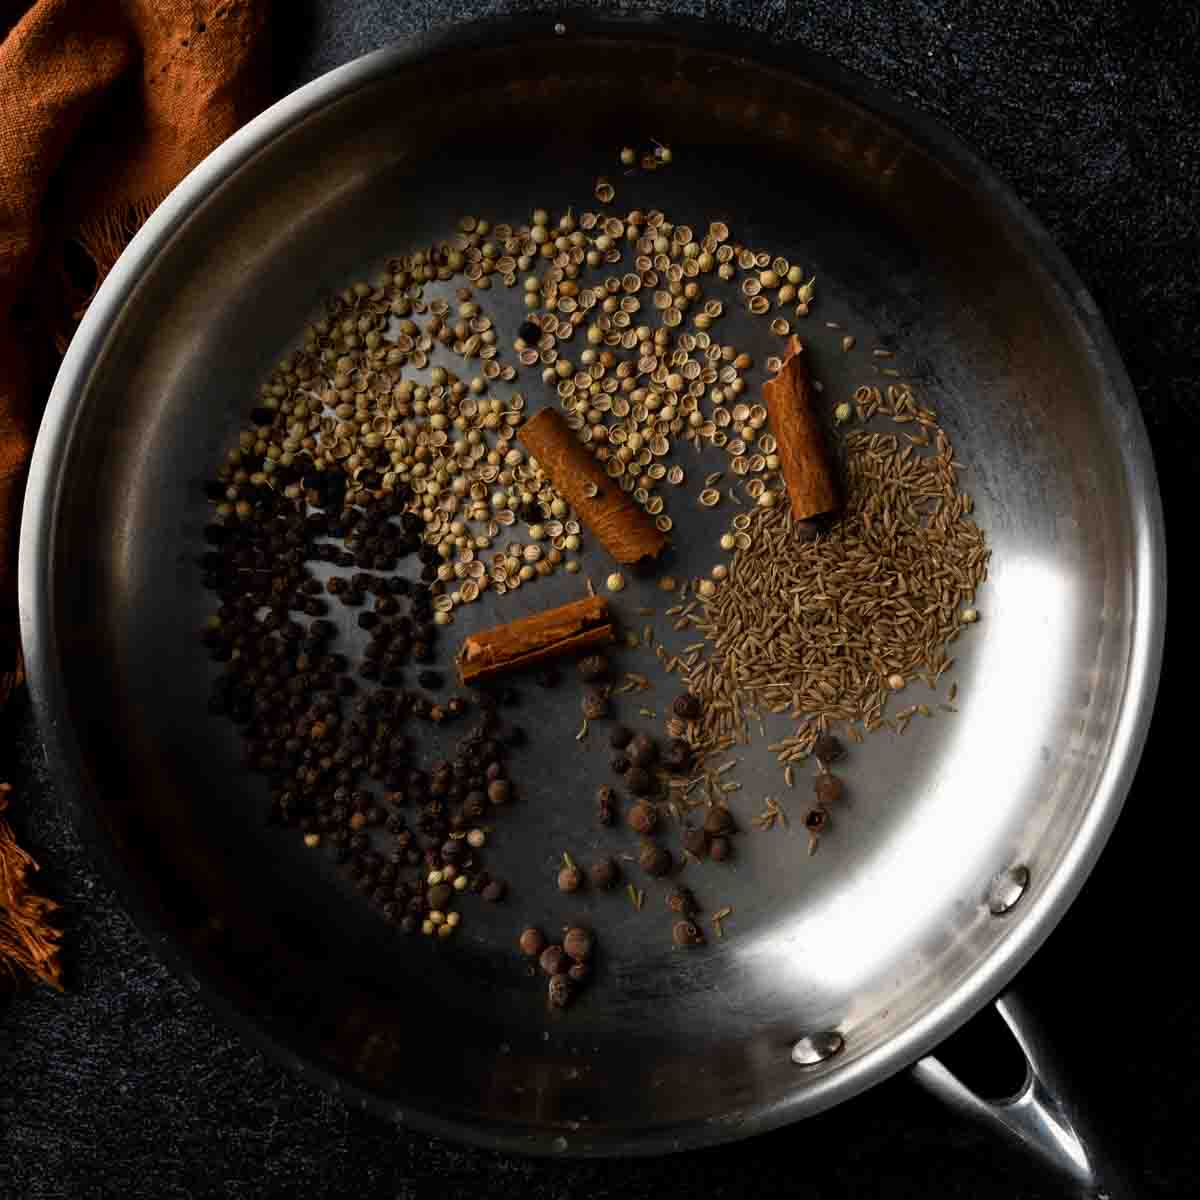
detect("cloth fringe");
top-left (0, 784), bottom-right (63, 991)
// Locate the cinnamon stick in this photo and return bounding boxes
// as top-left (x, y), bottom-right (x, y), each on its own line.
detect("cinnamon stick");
top-left (763, 337), bottom-right (839, 521)
top-left (456, 595), bottom-right (615, 684)
top-left (519, 408), bottom-right (666, 565)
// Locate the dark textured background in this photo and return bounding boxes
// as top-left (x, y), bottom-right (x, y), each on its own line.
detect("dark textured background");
top-left (2, 2), bottom-right (1195, 1197)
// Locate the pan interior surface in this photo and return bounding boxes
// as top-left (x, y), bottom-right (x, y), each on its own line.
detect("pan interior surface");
top-left (24, 24), bottom-right (1159, 1154)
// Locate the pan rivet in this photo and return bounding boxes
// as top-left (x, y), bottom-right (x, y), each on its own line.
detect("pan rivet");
top-left (554, 22), bottom-right (566, 35)
top-left (987, 865), bottom-right (1030, 916)
top-left (791, 1031), bottom-right (844, 1066)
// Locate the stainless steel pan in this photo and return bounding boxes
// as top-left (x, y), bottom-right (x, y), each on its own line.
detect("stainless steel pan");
top-left (18, 15), bottom-right (1164, 1194)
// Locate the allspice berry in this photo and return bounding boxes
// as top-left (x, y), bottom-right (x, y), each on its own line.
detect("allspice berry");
top-left (563, 927), bottom-right (593, 962)
top-left (487, 778), bottom-right (512, 805)
top-left (667, 886), bottom-right (699, 916)
top-left (558, 863), bottom-right (583, 893)
top-left (548, 975), bottom-right (573, 1008)
top-left (519, 927), bottom-right (546, 957)
top-left (589, 857), bottom-right (619, 889)
top-left (814, 773), bottom-right (844, 806)
top-left (627, 733), bottom-right (657, 768)
top-left (672, 692), bottom-right (703, 720)
top-left (681, 827), bottom-right (708, 857)
top-left (577, 654), bottom-right (609, 683)
top-left (672, 919), bottom-right (704, 947)
top-left (639, 843), bottom-right (672, 877)
top-left (709, 835), bottom-right (732, 861)
top-left (609, 724), bottom-right (633, 749)
top-left (625, 766), bottom-right (654, 797)
top-left (813, 734), bottom-right (845, 766)
top-left (627, 801), bottom-right (657, 835)
top-left (703, 805), bottom-right (735, 836)
top-left (582, 687), bottom-right (610, 721)
top-left (662, 738), bottom-right (693, 774)
top-left (540, 944), bottom-right (568, 976)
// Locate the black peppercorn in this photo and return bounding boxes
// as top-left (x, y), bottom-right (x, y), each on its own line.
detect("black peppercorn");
top-left (441, 839), bottom-right (465, 863)
top-left (625, 766), bottom-right (653, 797)
top-left (805, 807), bottom-right (829, 833)
top-left (581, 687), bottom-right (609, 721)
top-left (577, 654), bottom-right (608, 683)
top-left (639, 843), bottom-right (672, 877)
top-left (627, 801), bottom-right (657, 835)
top-left (672, 919), bottom-right (704, 947)
top-left (627, 733), bottom-right (657, 768)
top-left (518, 318), bottom-right (541, 344)
top-left (814, 773), bottom-right (844, 806)
top-left (813, 734), bottom-right (845, 766)
top-left (609, 724), bottom-right (633, 749)
top-left (589, 857), bottom-right (618, 889)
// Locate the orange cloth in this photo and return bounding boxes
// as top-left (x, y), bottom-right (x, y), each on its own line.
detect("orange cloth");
top-left (0, 0), bottom-right (271, 990)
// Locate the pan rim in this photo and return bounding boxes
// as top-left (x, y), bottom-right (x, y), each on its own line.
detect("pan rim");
top-left (17, 10), bottom-right (1166, 1157)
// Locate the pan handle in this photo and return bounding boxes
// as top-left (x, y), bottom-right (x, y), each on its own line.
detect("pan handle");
top-left (911, 990), bottom-right (1133, 1198)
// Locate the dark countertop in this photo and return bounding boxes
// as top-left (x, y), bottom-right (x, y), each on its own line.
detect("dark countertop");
top-left (2, 3), bottom-right (1195, 1197)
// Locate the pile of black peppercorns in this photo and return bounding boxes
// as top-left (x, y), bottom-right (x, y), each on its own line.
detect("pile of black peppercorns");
top-left (199, 472), bottom-right (528, 937)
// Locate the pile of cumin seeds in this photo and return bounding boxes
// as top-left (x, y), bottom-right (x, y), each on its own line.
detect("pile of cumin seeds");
top-left (684, 384), bottom-right (989, 764)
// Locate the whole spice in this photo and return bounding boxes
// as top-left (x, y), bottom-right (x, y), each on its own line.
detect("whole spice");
top-left (520, 927), bottom-right (546, 957)
top-left (455, 596), bottom-right (614, 684)
top-left (681, 827), bottom-right (708, 858)
top-left (582, 687), bottom-right (610, 721)
top-left (627, 801), bottom-right (657, 835)
top-left (639, 843), bottom-right (672, 877)
top-left (763, 336), bottom-right (839, 521)
top-left (540, 944), bottom-right (568, 976)
top-left (703, 805), bottom-right (735, 836)
top-left (627, 733), bottom-right (657, 768)
top-left (661, 738), bottom-right (693, 774)
top-left (488, 779), bottom-right (512, 805)
top-left (672, 919), bottom-right (704, 947)
top-left (813, 734), bottom-right (844, 766)
top-left (667, 886), bottom-right (699, 916)
top-left (805, 808), bottom-right (829, 833)
top-left (519, 408), bottom-right (666, 565)
top-left (671, 692), bottom-right (702, 720)
top-left (548, 975), bottom-right (573, 1008)
top-left (558, 859), bottom-right (583, 893)
top-left (814, 773), bottom-right (843, 806)
top-left (563, 927), bottom-right (594, 961)
top-left (567, 961), bottom-right (590, 984)
top-left (589, 857), bottom-right (619, 889)
top-left (709, 836), bottom-right (732, 862)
